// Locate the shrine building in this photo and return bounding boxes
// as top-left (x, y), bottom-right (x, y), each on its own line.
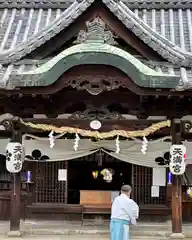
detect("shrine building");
top-left (0, 0), bottom-right (192, 237)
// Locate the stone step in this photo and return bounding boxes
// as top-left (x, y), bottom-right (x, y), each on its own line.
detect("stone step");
top-left (2, 236), bottom-right (176, 240)
top-left (18, 228), bottom-right (179, 237)
top-left (19, 228), bottom-right (192, 238)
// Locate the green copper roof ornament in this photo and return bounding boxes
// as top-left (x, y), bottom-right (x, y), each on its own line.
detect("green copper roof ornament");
top-left (74, 16), bottom-right (117, 45)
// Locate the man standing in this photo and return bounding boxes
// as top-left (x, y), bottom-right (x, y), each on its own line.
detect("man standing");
top-left (110, 185), bottom-right (139, 240)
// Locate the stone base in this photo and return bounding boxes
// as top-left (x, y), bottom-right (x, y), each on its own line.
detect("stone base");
top-left (170, 233), bottom-right (185, 239)
top-left (7, 230), bottom-right (22, 237)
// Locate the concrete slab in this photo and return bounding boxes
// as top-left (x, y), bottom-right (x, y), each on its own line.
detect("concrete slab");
top-left (7, 231), bottom-right (21, 238)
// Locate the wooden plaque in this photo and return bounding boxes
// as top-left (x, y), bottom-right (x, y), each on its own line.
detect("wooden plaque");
top-left (80, 190), bottom-right (111, 205)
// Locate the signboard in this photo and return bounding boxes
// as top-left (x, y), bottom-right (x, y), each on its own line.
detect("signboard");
top-left (151, 186), bottom-right (159, 197)
top-left (58, 169), bottom-right (67, 181)
top-left (152, 168), bottom-right (166, 186)
top-left (169, 145), bottom-right (186, 175)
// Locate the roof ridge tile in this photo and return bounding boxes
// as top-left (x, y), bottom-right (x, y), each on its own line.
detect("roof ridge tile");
top-left (104, 0), bottom-right (192, 66)
top-left (0, 0), bottom-right (94, 63)
top-left (0, 0), bottom-right (192, 9)
top-left (0, 0), bottom-right (192, 67)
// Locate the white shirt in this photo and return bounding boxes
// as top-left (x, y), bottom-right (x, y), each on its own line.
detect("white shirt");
top-left (111, 194), bottom-right (139, 224)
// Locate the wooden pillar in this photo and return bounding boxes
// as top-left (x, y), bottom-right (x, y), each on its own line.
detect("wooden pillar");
top-left (10, 173), bottom-right (21, 231)
top-left (171, 119), bottom-right (184, 238)
top-left (8, 128), bottom-right (22, 237)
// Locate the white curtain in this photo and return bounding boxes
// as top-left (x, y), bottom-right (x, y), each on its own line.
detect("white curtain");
top-left (22, 139), bottom-right (171, 168)
top-left (0, 137), bottom-right (192, 168)
top-left (23, 139), bottom-right (98, 161)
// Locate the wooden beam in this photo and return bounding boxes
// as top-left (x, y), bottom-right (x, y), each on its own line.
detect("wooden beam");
top-left (15, 118), bottom-right (171, 136)
top-left (1, 92), bottom-right (191, 119)
top-left (0, 90), bottom-right (188, 117)
top-left (19, 118), bottom-right (168, 128)
top-left (0, 83), bottom-right (189, 97)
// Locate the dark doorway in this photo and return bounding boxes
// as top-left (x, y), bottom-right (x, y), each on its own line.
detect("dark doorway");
top-left (68, 152), bottom-right (132, 204)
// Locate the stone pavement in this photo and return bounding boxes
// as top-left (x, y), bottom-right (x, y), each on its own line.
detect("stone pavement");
top-left (0, 221), bottom-right (191, 238)
top-left (0, 236), bottom-right (172, 240)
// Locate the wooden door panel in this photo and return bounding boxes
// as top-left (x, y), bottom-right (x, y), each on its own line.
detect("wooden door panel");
top-left (132, 165), bottom-right (166, 205)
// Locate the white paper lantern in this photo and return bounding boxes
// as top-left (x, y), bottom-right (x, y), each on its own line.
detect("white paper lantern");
top-left (169, 163), bottom-right (186, 175)
top-left (6, 142), bottom-right (25, 173)
top-left (169, 144), bottom-right (186, 175)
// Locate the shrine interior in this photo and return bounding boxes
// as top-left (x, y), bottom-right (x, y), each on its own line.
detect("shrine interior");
top-left (67, 153), bottom-right (132, 204)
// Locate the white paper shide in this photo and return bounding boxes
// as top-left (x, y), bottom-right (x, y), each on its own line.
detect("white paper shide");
top-left (6, 142), bottom-right (25, 173)
top-left (169, 144), bottom-right (186, 175)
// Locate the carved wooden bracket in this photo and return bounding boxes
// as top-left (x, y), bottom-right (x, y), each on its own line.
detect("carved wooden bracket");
top-left (60, 65), bottom-right (135, 95)
top-left (68, 104), bottom-right (125, 120)
top-left (65, 75), bottom-right (121, 95)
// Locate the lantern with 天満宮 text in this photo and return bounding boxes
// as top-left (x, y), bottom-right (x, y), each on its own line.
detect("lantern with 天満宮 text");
top-left (169, 144), bottom-right (186, 175)
top-left (6, 142), bottom-right (25, 173)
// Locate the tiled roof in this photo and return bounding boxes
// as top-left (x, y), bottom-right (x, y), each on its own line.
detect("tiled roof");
top-left (0, 0), bottom-right (191, 67)
top-left (1, 0), bottom-right (192, 9)
top-left (0, 59), bottom-right (191, 90)
top-left (0, 0), bottom-right (192, 89)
